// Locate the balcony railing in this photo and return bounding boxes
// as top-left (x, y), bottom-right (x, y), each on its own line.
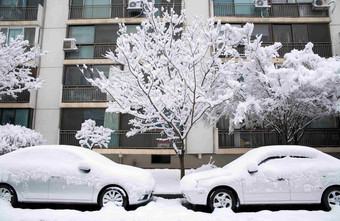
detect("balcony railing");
top-left (60, 130), bottom-right (174, 149)
top-left (0, 6), bottom-right (38, 21)
top-left (0, 90), bottom-right (30, 103)
top-left (219, 129), bottom-right (340, 148)
top-left (236, 42), bottom-right (332, 58)
top-left (69, 3), bottom-right (182, 19)
top-left (214, 3), bottom-right (328, 18)
top-left (62, 86), bottom-right (107, 102)
top-left (65, 44), bottom-right (117, 59)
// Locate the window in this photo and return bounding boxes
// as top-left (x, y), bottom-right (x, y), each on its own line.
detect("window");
top-left (308, 24), bottom-right (330, 42)
top-left (308, 117), bottom-right (339, 129)
top-left (60, 108), bottom-right (105, 130)
top-left (151, 155), bottom-right (171, 164)
top-left (0, 108), bottom-right (31, 128)
top-left (0, 27), bottom-right (35, 46)
top-left (64, 65), bottom-right (116, 85)
top-left (273, 25), bottom-right (292, 42)
top-left (292, 24), bottom-right (308, 43)
top-left (67, 25), bottom-right (118, 59)
top-left (252, 24), bottom-right (271, 42)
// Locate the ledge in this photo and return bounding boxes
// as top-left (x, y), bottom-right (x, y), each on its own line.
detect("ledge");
top-left (67, 17), bottom-right (146, 25)
top-left (0, 20), bottom-right (39, 26)
top-left (93, 148), bottom-right (176, 155)
top-left (60, 102), bottom-right (108, 108)
top-left (218, 147), bottom-right (340, 155)
top-left (215, 17), bottom-right (330, 24)
top-left (63, 59), bottom-right (117, 65)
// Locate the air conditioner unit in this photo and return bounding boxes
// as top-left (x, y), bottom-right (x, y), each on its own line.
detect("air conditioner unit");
top-left (254, 0), bottom-right (270, 8)
top-left (127, 0), bottom-right (143, 11)
top-left (312, 0), bottom-right (332, 10)
top-left (63, 38), bottom-right (78, 52)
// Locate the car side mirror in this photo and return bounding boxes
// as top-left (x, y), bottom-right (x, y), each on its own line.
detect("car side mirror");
top-left (247, 162), bottom-right (258, 174)
top-left (79, 161), bottom-right (91, 173)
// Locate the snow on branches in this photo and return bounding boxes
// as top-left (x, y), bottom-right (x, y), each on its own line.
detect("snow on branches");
top-left (0, 124), bottom-right (44, 155)
top-left (75, 119), bottom-right (113, 150)
top-left (83, 0), bottom-right (251, 154)
top-left (232, 37), bottom-right (340, 144)
top-left (0, 33), bottom-right (44, 98)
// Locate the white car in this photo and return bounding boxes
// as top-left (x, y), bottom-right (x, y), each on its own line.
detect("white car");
top-left (0, 145), bottom-right (155, 208)
top-left (181, 145), bottom-right (340, 211)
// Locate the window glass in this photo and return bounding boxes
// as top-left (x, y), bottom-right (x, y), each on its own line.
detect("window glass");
top-left (120, 114), bottom-right (134, 130)
top-left (273, 25), bottom-right (292, 42)
top-left (95, 25), bottom-right (118, 43)
top-left (271, 0), bottom-right (286, 3)
top-left (252, 24), bottom-right (271, 42)
top-left (83, 109), bottom-right (105, 126)
top-left (292, 24), bottom-right (308, 43)
top-left (24, 27), bottom-right (35, 46)
top-left (94, 65), bottom-right (110, 79)
top-left (308, 24), bottom-right (330, 42)
top-left (126, 25), bottom-right (139, 34)
top-left (1, 109), bottom-right (15, 125)
top-left (309, 118), bottom-right (339, 128)
top-left (8, 28), bottom-right (23, 43)
top-left (69, 26), bottom-right (95, 44)
top-left (0, 0), bottom-right (13, 6)
top-left (15, 109), bottom-right (29, 127)
top-left (84, 0), bottom-right (111, 18)
top-left (152, 155), bottom-right (171, 164)
top-left (61, 109), bottom-right (83, 130)
top-left (64, 66), bottom-right (90, 85)
top-left (71, 0), bottom-right (83, 6)
top-left (27, 0), bottom-right (39, 6)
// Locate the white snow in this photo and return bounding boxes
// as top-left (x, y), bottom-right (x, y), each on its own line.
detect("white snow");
top-left (0, 194), bottom-right (340, 221)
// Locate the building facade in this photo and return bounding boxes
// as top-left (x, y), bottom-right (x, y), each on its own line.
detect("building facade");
top-left (0, 0), bottom-right (339, 168)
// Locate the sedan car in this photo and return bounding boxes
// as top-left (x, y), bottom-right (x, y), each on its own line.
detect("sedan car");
top-left (0, 145), bottom-right (155, 208)
top-left (181, 145), bottom-right (340, 211)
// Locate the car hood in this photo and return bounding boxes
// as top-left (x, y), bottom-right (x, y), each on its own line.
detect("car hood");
top-left (180, 167), bottom-right (232, 191)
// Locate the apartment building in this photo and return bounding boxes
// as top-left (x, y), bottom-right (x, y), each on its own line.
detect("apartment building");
top-left (0, 0), bottom-right (339, 169)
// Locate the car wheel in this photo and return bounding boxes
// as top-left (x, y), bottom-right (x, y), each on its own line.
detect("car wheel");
top-left (208, 188), bottom-right (236, 211)
top-left (99, 186), bottom-right (128, 208)
top-left (0, 184), bottom-right (17, 207)
top-left (322, 187), bottom-right (340, 211)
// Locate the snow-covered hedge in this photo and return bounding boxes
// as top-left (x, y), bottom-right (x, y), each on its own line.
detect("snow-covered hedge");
top-left (0, 124), bottom-right (44, 155)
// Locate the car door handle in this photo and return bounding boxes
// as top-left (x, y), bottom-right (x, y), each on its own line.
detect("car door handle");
top-left (277, 178), bottom-right (285, 181)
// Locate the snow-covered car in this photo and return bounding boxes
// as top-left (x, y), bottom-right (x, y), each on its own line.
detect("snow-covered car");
top-left (181, 145), bottom-right (340, 211)
top-left (0, 145), bottom-right (155, 208)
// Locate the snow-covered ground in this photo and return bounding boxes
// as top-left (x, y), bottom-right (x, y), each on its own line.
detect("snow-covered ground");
top-left (0, 169), bottom-right (339, 221)
top-left (1, 197), bottom-right (339, 221)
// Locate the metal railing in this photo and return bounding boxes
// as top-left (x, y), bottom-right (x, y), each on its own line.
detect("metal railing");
top-left (62, 86), bottom-right (107, 102)
top-left (69, 3), bottom-right (182, 19)
top-left (214, 3), bottom-right (328, 18)
top-left (235, 42), bottom-right (332, 58)
top-left (65, 44), bottom-right (117, 59)
top-left (0, 90), bottom-right (30, 103)
top-left (60, 130), bottom-right (174, 149)
top-left (218, 129), bottom-right (340, 148)
top-left (0, 6), bottom-right (38, 21)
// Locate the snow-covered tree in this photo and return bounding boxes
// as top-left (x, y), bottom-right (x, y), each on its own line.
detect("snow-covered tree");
top-left (83, 0), bottom-right (253, 177)
top-left (75, 119), bottom-right (113, 150)
top-left (229, 38), bottom-right (340, 145)
top-left (0, 33), bottom-right (43, 98)
top-left (0, 124), bottom-right (44, 155)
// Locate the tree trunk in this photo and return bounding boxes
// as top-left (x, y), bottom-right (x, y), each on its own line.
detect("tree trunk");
top-left (179, 153), bottom-right (185, 179)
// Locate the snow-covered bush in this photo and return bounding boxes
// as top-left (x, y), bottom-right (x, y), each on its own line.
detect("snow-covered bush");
top-left (0, 124), bottom-right (44, 155)
top-left (75, 119), bottom-right (113, 150)
top-left (0, 33), bottom-right (44, 98)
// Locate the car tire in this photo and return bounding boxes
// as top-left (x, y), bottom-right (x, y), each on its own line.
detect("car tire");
top-left (0, 184), bottom-right (17, 207)
top-left (99, 186), bottom-right (128, 208)
top-left (208, 188), bottom-right (236, 211)
top-left (322, 186), bottom-right (340, 211)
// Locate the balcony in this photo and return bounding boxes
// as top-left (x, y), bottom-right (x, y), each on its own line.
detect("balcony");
top-left (65, 43), bottom-right (117, 59)
top-left (214, 3), bottom-right (328, 18)
top-left (68, 3), bottom-right (182, 19)
top-left (0, 90), bottom-right (30, 103)
top-left (60, 130), bottom-right (174, 149)
top-left (0, 6), bottom-right (38, 21)
top-left (236, 42), bottom-right (332, 58)
top-left (218, 129), bottom-right (340, 148)
top-left (62, 86), bottom-right (107, 102)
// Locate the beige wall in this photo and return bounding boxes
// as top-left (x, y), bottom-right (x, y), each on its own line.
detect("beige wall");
top-left (34, 0), bottom-right (69, 144)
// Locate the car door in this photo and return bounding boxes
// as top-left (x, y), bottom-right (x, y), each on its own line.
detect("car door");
top-left (243, 156), bottom-right (291, 203)
top-left (289, 157), bottom-right (323, 202)
top-left (48, 150), bottom-right (94, 202)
